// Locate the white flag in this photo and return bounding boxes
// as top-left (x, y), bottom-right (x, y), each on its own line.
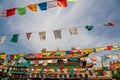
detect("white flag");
top-left (39, 31), bottom-right (46, 41)
top-left (0, 35), bottom-right (7, 44)
top-left (0, 10), bottom-right (6, 17)
top-left (53, 30), bottom-right (61, 39)
top-left (69, 27), bottom-right (77, 36)
top-left (47, 0), bottom-right (57, 9)
top-left (43, 60), bottom-right (48, 66)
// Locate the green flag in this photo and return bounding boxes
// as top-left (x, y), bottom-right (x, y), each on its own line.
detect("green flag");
top-left (40, 71), bottom-right (43, 76)
top-left (55, 52), bottom-right (61, 56)
top-left (11, 34), bottom-right (19, 43)
top-left (17, 7), bottom-right (26, 15)
top-left (85, 25), bottom-right (94, 31)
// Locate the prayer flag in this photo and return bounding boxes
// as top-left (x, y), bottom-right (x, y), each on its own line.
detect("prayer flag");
top-left (38, 2), bottom-right (47, 11)
top-left (83, 48), bottom-right (94, 54)
top-left (10, 34), bottom-right (19, 43)
top-left (17, 7), bottom-right (26, 15)
top-left (53, 30), bottom-right (61, 39)
top-left (27, 4), bottom-right (37, 12)
top-left (0, 10), bottom-right (6, 17)
top-left (57, 0), bottom-right (67, 7)
top-left (47, 0), bottom-right (57, 9)
top-left (85, 25), bottom-right (94, 31)
top-left (39, 31), bottom-right (46, 41)
top-left (0, 35), bottom-right (7, 44)
top-left (69, 27), bottom-right (77, 36)
top-left (104, 22), bottom-right (116, 26)
top-left (104, 46), bottom-right (113, 50)
top-left (112, 45), bottom-right (120, 50)
top-left (7, 8), bottom-right (16, 17)
top-left (26, 32), bottom-right (32, 40)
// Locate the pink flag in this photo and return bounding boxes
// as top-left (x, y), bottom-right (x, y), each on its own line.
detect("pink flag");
top-left (0, 10), bottom-right (6, 17)
top-left (47, 0), bottom-right (57, 8)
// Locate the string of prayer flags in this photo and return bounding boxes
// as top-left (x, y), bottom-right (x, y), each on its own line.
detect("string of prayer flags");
top-left (39, 31), bottom-right (46, 41)
top-left (7, 8), bottom-right (16, 17)
top-left (38, 2), bottom-right (47, 11)
top-left (17, 7), bottom-right (26, 15)
top-left (0, 35), bottom-right (7, 44)
top-left (47, 0), bottom-right (57, 9)
top-left (0, 0), bottom-right (68, 17)
top-left (53, 30), bottom-right (61, 39)
top-left (104, 22), bottom-right (116, 26)
top-left (69, 27), bottom-right (77, 36)
top-left (57, 0), bottom-right (67, 7)
top-left (10, 34), bottom-right (19, 43)
top-left (85, 25), bottom-right (94, 31)
top-left (26, 32), bottom-right (32, 40)
top-left (27, 4), bottom-right (38, 12)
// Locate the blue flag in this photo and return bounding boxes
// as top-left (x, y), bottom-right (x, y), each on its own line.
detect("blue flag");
top-left (38, 2), bottom-right (47, 11)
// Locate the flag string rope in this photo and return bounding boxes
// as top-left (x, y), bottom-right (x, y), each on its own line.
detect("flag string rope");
top-left (0, 22), bottom-right (116, 36)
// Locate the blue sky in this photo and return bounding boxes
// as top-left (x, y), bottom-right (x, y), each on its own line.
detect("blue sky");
top-left (0, 0), bottom-right (120, 67)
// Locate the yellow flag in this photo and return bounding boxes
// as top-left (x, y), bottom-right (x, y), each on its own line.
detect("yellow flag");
top-left (1, 54), bottom-right (6, 59)
top-left (96, 47), bottom-right (104, 52)
top-left (19, 53), bottom-right (24, 57)
top-left (83, 48), bottom-right (94, 54)
top-left (27, 4), bottom-right (37, 12)
top-left (60, 51), bottom-right (66, 56)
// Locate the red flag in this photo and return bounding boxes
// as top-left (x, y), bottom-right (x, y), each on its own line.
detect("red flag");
top-left (104, 46), bottom-right (113, 50)
top-left (7, 8), bottom-right (16, 17)
top-left (26, 32), bottom-right (32, 40)
top-left (104, 22), bottom-right (116, 26)
top-left (57, 0), bottom-right (67, 7)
